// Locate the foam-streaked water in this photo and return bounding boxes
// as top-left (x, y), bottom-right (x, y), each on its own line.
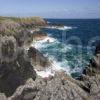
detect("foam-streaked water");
top-left (33, 19), bottom-right (100, 78)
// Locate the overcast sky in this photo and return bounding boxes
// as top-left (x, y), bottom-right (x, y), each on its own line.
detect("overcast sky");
top-left (0, 0), bottom-right (100, 18)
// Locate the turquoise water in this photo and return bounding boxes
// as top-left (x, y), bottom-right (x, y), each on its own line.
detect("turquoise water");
top-left (39, 19), bottom-right (100, 78)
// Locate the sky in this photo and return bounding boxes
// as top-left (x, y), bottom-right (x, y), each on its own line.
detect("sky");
top-left (0, 0), bottom-right (100, 18)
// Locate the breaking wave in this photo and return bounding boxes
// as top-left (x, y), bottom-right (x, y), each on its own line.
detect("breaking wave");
top-left (44, 26), bottom-right (75, 31)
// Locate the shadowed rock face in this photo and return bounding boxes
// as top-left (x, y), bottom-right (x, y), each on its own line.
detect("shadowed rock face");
top-left (95, 45), bottom-right (100, 54)
top-left (83, 45), bottom-right (100, 76)
top-left (81, 45), bottom-right (100, 99)
top-left (28, 47), bottom-right (50, 69)
top-left (0, 36), bottom-right (36, 97)
top-left (0, 16), bottom-right (48, 99)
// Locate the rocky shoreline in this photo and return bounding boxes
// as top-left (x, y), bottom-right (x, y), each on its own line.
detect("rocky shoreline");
top-left (0, 16), bottom-right (100, 100)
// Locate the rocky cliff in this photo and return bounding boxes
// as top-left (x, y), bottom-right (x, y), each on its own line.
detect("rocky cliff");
top-left (0, 16), bottom-right (46, 98)
top-left (81, 44), bottom-right (100, 100)
top-left (0, 16), bottom-right (100, 100)
top-left (6, 45), bottom-right (100, 100)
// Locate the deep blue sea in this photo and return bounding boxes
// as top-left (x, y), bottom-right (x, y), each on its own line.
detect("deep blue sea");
top-left (39, 19), bottom-right (100, 78)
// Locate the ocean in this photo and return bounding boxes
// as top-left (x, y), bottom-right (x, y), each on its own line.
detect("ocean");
top-left (33, 19), bottom-right (100, 78)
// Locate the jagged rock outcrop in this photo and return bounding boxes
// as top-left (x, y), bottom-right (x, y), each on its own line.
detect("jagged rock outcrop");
top-left (32, 31), bottom-right (47, 41)
top-left (8, 45), bottom-right (100, 100)
top-left (81, 45), bottom-right (100, 100)
top-left (83, 45), bottom-right (100, 76)
top-left (28, 47), bottom-right (50, 70)
top-left (32, 17), bottom-right (47, 26)
top-left (0, 16), bottom-right (100, 100)
top-left (14, 29), bottom-right (33, 47)
top-left (0, 36), bottom-right (36, 97)
top-left (0, 16), bottom-right (47, 48)
top-left (8, 72), bottom-right (88, 100)
top-left (0, 16), bottom-right (49, 99)
top-left (0, 42), bottom-right (99, 100)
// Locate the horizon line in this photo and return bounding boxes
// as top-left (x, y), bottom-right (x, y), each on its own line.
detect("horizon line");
top-left (0, 15), bottom-right (100, 19)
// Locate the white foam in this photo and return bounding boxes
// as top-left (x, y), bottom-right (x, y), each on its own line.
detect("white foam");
top-left (45, 26), bottom-right (73, 30)
top-left (35, 56), bottom-right (71, 78)
top-left (47, 21), bottom-right (51, 24)
top-left (61, 44), bottom-right (72, 52)
top-left (31, 36), bottom-right (72, 78)
top-left (58, 26), bottom-right (73, 30)
top-left (31, 37), bottom-right (57, 49)
top-left (35, 69), bottom-right (54, 78)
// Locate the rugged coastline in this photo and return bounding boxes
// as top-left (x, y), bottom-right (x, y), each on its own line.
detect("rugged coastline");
top-left (0, 16), bottom-right (100, 100)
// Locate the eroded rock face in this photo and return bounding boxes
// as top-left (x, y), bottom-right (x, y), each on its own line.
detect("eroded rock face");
top-left (0, 36), bottom-right (17, 62)
top-left (83, 45), bottom-right (100, 76)
top-left (81, 45), bottom-right (100, 100)
top-left (14, 30), bottom-right (33, 47)
top-left (0, 16), bottom-right (49, 99)
top-left (28, 47), bottom-right (50, 69)
top-left (0, 36), bottom-right (36, 97)
top-left (8, 73), bottom-right (88, 100)
top-left (4, 45), bottom-right (100, 100)
top-left (0, 16), bottom-right (100, 100)
top-left (32, 31), bottom-right (47, 41)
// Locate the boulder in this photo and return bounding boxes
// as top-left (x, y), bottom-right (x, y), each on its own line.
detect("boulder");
top-left (28, 47), bottom-right (50, 69)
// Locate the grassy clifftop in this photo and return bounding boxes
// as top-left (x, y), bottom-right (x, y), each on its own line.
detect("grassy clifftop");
top-left (0, 16), bottom-right (47, 46)
top-left (0, 16), bottom-right (46, 34)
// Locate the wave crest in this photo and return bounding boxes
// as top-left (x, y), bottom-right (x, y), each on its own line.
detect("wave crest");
top-left (44, 26), bottom-right (76, 30)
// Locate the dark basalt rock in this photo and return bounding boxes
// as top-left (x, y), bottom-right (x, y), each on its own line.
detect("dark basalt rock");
top-left (95, 44), bottom-right (100, 54)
